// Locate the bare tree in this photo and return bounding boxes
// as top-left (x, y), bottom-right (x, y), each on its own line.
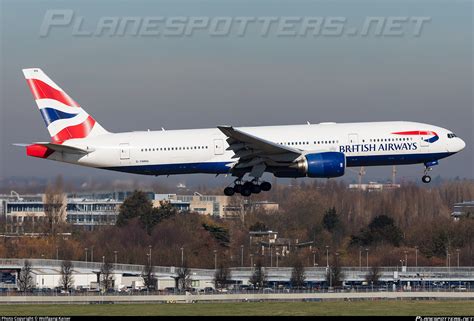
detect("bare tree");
top-left (59, 260), bottom-right (74, 291)
top-left (43, 176), bottom-right (66, 235)
top-left (290, 259), bottom-right (306, 289)
top-left (365, 266), bottom-right (381, 286)
top-left (18, 260), bottom-right (34, 292)
top-left (249, 261), bottom-right (267, 289)
top-left (214, 264), bottom-right (231, 290)
top-left (326, 265), bottom-right (344, 288)
top-left (141, 260), bottom-right (157, 291)
top-left (176, 263), bottom-right (192, 290)
top-left (100, 261), bottom-right (114, 291)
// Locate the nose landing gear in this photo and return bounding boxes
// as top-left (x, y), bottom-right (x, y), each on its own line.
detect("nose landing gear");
top-left (421, 161), bottom-right (438, 184)
top-left (422, 174), bottom-right (431, 184)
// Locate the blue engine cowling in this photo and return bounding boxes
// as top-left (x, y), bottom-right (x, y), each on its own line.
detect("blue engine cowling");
top-left (298, 152), bottom-right (346, 178)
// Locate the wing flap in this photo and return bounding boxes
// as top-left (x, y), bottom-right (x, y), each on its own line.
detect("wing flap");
top-left (218, 126), bottom-right (300, 155)
top-left (217, 125), bottom-right (302, 172)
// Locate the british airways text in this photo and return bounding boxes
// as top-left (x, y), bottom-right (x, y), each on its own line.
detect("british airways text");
top-left (339, 142), bottom-right (418, 153)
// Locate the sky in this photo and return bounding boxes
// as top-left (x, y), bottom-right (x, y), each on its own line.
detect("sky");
top-left (0, 0), bottom-right (472, 187)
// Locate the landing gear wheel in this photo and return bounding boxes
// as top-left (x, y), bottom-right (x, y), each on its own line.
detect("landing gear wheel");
top-left (251, 184), bottom-right (261, 194)
top-left (422, 175), bottom-right (431, 183)
top-left (224, 187), bottom-right (235, 196)
top-left (233, 184), bottom-right (242, 193)
top-left (260, 181), bottom-right (272, 191)
top-left (240, 186), bottom-right (252, 197)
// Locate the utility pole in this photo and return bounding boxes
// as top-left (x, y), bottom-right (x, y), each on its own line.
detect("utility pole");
top-left (415, 246), bottom-right (418, 267)
top-left (241, 245), bottom-right (244, 267)
top-left (326, 246), bottom-right (329, 267)
top-left (270, 245), bottom-right (273, 267)
top-left (365, 248), bottom-right (369, 269)
top-left (359, 247), bottom-right (362, 269)
top-left (456, 249), bottom-right (460, 267)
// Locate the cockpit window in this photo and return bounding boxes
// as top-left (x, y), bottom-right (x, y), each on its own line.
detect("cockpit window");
top-left (447, 133), bottom-right (457, 138)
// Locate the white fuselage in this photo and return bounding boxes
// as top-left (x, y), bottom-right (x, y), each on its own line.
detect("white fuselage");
top-left (49, 121), bottom-right (465, 177)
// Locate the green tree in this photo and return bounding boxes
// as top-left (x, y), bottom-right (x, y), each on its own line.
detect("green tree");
top-left (249, 221), bottom-right (269, 232)
top-left (117, 191), bottom-right (176, 235)
top-left (323, 207), bottom-right (339, 232)
top-left (202, 223), bottom-right (230, 247)
top-left (351, 215), bottom-right (403, 247)
top-left (117, 190), bottom-right (153, 227)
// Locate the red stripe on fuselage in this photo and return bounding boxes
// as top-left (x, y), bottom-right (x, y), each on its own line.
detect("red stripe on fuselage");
top-left (392, 130), bottom-right (437, 136)
top-left (52, 116), bottom-right (96, 143)
top-left (26, 78), bottom-right (80, 107)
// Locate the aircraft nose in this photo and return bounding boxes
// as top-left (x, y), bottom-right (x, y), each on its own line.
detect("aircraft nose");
top-left (458, 138), bottom-right (466, 151)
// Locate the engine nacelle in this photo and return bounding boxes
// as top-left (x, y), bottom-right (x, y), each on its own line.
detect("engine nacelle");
top-left (293, 152), bottom-right (346, 178)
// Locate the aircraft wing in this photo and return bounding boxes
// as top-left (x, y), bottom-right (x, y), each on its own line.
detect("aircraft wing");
top-left (217, 126), bottom-right (302, 173)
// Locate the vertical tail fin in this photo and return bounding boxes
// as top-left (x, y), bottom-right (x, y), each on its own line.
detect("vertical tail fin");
top-left (22, 68), bottom-right (108, 143)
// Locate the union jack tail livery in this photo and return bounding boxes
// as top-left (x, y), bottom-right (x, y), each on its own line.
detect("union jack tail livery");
top-left (22, 68), bottom-right (108, 143)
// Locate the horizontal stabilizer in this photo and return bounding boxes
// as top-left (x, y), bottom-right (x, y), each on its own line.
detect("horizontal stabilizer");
top-left (13, 142), bottom-right (91, 159)
top-left (35, 142), bottom-right (91, 154)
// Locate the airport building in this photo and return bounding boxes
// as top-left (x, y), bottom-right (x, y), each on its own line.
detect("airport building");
top-left (154, 192), bottom-right (278, 219)
top-left (0, 259), bottom-right (473, 292)
top-left (348, 182), bottom-right (401, 191)
top-left (451, 201), bottom-right (474, 220)
top-left (0, 191), bottom-right (279, 233)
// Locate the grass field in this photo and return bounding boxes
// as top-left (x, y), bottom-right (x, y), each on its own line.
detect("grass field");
top-left (0, 300), bottom-right (472, 316)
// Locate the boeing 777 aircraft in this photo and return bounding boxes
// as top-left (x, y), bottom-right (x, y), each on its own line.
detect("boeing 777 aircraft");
top-left (18, 68), bottom-right (466, 196)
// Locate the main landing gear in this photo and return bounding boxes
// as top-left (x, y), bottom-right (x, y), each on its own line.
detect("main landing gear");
top-left (223, 179), bottom-right (272, 197)
top-left (421, 161), bottom-right (438, 184)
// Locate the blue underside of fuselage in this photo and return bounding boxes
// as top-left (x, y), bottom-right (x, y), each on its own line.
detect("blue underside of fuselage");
top-left (100, 152), bottom-right (455, 176)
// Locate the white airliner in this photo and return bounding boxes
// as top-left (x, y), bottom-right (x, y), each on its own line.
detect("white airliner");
top-left (19, 68), bottom-right (466, 196)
